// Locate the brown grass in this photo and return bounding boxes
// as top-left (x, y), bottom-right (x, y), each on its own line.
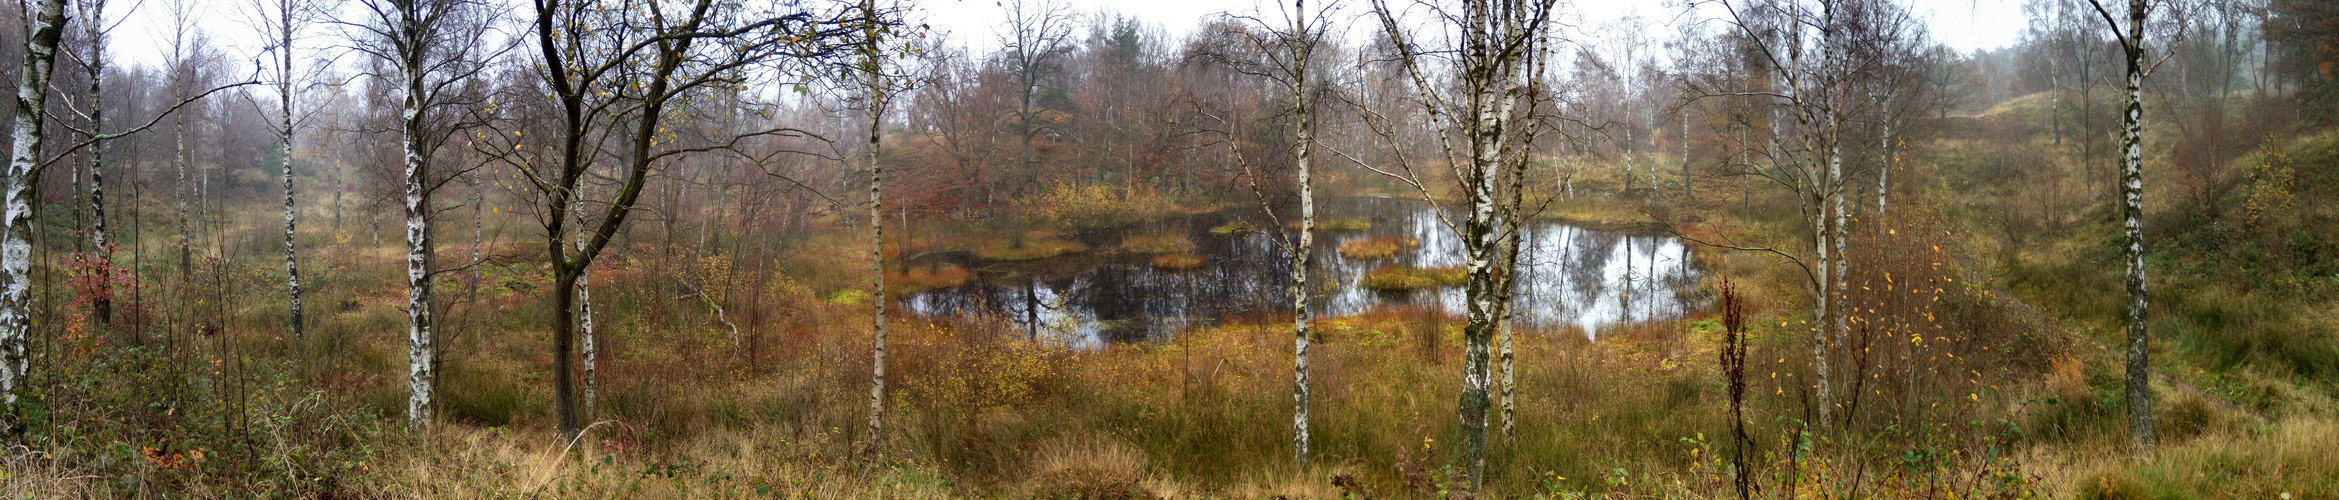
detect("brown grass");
top-left (887, 264), bottom-right (973, 294)
top-left (1338, 236), bottom-right (1418, 260)
top-left (1149, 253), bottom-right (1205, 270)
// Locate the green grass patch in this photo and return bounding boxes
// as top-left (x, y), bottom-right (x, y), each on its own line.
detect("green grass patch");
top-left (1289, 218), bottom-right (1371, 231)
top-left (1360, 265), bottom-right (1466, 291)
top-left (1119, 234), bottom-right (1193, 254)
top-left (1208, 220), bottom-right (1256, 236)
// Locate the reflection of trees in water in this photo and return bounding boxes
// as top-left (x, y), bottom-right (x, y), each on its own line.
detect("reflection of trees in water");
top-left (904, 198), bottom-right (1701, 346)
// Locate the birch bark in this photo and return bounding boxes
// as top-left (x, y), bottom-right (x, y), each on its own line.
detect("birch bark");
top-left (2109, 0), bottom-right (2155, 454)
top-left (1286, 0), bottom-right (1316, 467)
top-left (82, 0), bottom-right (114, 325)
top-left (277, 0), bottom-right (307, 340)
top-left (402, 48), bottom-right (437, 428)
top-left (1, 0), bottom-right (68, 416)
top-left (860, 0), bottom-right (892, 462)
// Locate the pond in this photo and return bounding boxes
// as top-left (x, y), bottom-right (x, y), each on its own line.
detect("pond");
top-left (899, 197), bottom-right (1703, 347)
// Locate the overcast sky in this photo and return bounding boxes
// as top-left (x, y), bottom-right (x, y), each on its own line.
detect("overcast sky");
top-left (104, 0), bottom-right (2030, 78)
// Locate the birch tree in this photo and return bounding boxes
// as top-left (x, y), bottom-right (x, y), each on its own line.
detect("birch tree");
top-left (1362, 0), bottom-right (1557, 487)
top-left (249, 0), bottom-right (323, 339)
top-left (1, 0), bottom-right (68, 420)
top-left (73, 0), bottom-right (112, 325)
top-left (1679, 0), bottom-right (1920, 430)
top-left (849, 0), bottom-right (911, 463)
top-left (2081, 0), bottom-right (2177, 455)
top-left (346, 0), bottom-right (504, 427)
top-left (1197, 0), bottom-right (1336, 465)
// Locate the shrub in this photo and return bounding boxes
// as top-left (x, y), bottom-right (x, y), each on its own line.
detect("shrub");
top-left (1019, 183), bottom-right (1173, 230)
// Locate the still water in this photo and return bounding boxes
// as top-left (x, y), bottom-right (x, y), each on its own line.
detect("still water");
top-left (900, 198), bottom-right (1702, 347)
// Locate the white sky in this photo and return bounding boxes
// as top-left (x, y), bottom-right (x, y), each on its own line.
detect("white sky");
top-left (104, 0), bottom-right (2030, 80)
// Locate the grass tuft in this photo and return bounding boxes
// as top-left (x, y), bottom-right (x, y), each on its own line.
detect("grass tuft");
top-left (1149, 253), bottom-right (1205, 270)
top-left (1360, 265), bottom-right (1466, 291)
top-left (1338, 236), bottom-right (1418, 259)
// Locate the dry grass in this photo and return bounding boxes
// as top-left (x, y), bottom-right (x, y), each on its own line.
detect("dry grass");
top-left (1288, 218), bottom-right (1372, 232)
top-left (2033, 416), bottom-right (2339, 499)
top-left (888, 264), bottom-right (973, 294)
top-left (1149, 252), bottom-right (1205, 270)
top-left (355, 425), bottom-right (954, 499)
top-left (970, 233), bottom-right (1089, 261)
top-left (1338, 236), bottom-right (1418, 260)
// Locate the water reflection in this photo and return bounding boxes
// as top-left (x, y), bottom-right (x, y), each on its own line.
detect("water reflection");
top-left (899, 198), bottom-right (1701, 347)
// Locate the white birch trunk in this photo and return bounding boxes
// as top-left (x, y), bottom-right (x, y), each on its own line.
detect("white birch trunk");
top-left (1, 0), bottom-right (68, 416)
top-left (175, 87), bottom-right (191, 278)
top-left (403, 60), bottom-right (437, 428)
top-left (1288, 0), bottom-right (1315, 467)
top-left (83, 1), bottom-right (113, 324)
top-left (863, 114), bottom-right (888, 463)
top-left (573, 196), bottom-right (596, 423)
top-left (861, 5), bottom-right (891, 461)
top-left (1878, 122), bottom-right (1891, 217)
top-left (280, 6), bottom-right (306, 340)
top-left (2115, 0), bottom-right (2154, 453)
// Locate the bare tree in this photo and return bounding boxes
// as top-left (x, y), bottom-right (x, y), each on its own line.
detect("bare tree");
top-left (849, 0), bottom-right (912, 463)
top-left (1197, 0), bottom-right (1338, 466)
top-left (72, 0), bottom-right (114, 325)
top-left (344, 0), bottom-right (505, 429)
top-left (0, 0), bottom-right (68, 421)
top-left (2081, 0), bottom-right (2181, 455)
top-left (1361, 0), bottom-right (1558, 488)
top-left (999, 0), bottom-right (1076, 205)
top-left (247, 0), bottom-right (328, 340)
top-left (488, 0), bottom-right (877, 440)
top-left (1684, 0), bottom-right (1921, 431)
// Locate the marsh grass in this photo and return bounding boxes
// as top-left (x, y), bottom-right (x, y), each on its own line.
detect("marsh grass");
top-left (21, 124), bottom-right (2339, 497)
top-left (1338, 236), bottom-right (1417, 260)
top-left (969, 233), bottom-right (1088, 261)
top-left (1148, 253), bottom-right (1205, 270)
top-left (1360, 265), bottom-right (1465, 291)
